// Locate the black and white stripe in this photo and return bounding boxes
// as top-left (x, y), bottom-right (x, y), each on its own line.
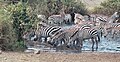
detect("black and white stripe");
top-left (49, 24), bottom-right (93, 52)
top-left (37, 25), bottom-right (63, 43)
top-left (76, 26), bottom-right (101, 51)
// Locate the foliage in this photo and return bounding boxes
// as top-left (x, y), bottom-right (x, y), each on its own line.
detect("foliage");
top-left (93, 0), bottom-right (120, 15)
top-left (27, 0), bottom-right (88, 18)
top-left (61, 0), bottom-right (88, 15)
top-left (0, 1), bottom-right (36, 51)
top-left (0, 2), bottom-right (17, 51)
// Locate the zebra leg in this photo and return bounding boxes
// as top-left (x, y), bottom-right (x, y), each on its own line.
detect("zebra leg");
top-left (111, 29), bottom-right (115, 39)
top-left (41, 37), bottom-right (45, 44)
top-left (75, 38), bottom-right (82, 53)
top-left (38, 36), bottom-right (42, 43)
top-left (103, 28), bottom-right (109, 38)
top-left (95, 37), bottom-right (98, 51)
top-left (91, 38), bottom-right (95, 51)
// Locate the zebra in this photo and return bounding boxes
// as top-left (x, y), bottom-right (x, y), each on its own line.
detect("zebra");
top-left (36, 23), bottom-right (64, 44)
top-left (74, 13), bottom-right (99, 27)
top-left (73, 26), bottom-right (101, 51)
top-left (103, 23), bottom-right (120, 39)
top-left (78, 25), bottom-right (102, 51)
top-left (48, 14), bottom-right (65, 26)
top-left (37, 14), bottom-right (47, 23)
top-left (89, 11), bottom-right (119, 26)
top-left (74, 13), bottom-right (85, 24)
top-left (23, 22), bottom-right (64, 45)
top-left (95, 15), bottom-right (120, 38)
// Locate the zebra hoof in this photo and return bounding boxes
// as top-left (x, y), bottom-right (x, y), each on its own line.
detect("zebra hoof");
top-left (66, 45), bottom-right (70, 48)
top-left (104, 36), bottom-right (106, 38)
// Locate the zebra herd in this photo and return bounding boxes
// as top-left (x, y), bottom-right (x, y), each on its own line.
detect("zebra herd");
top-left (23, 11), bottom-right (120, 53)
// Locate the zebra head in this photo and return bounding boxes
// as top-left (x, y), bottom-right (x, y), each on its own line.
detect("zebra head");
top-left (37, 14), bottom-right (47, 23)
top-left (23, 29), bottom-right (38, 41)
top-left (113, 12), bottom-right (120, 19)
top-left (74, 13), bottom-right (85, 24)
top-left (109, 11), bottom-right (120, 23)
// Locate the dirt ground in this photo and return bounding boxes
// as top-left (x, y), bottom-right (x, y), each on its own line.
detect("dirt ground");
top-left (0, 52), bottom-right (120, 62)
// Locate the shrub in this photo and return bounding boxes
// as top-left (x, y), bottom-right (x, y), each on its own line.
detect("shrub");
top-left (93, 0), bottom-right (120, 15)
top-left (27, 0), bottom-right (88, 17)
top-left (0, 2), bottom-right (17, 51)
top-left (0, 1), bottom-right (36, 51)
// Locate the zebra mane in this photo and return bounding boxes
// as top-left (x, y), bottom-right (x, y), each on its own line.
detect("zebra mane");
top-left (97, 17), bottom-right (107, 22)
top-left (70, 28), bottom-right (79, 39)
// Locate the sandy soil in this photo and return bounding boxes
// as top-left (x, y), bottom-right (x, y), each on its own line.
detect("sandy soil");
top-left (0, 52), bottom-right (120, 62)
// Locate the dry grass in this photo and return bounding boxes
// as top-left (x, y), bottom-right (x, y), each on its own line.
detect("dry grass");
top-left (80, 0), bottom-right (105, 11)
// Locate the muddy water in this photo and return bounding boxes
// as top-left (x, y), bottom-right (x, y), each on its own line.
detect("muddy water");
top-left (62, 25), bottom-right (120, 53)
top-left (82, 37), bottom-right (120, 53)
top-left (26, 25), bottom-right (120, 53)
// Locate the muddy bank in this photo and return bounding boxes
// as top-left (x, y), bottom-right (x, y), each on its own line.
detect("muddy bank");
top-left (0, 52), bottom-right (120, 62)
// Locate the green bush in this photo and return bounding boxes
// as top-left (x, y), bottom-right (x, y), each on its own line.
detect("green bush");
top-left (0, 2), bottom-right (17, 51)
top-left (27, 0), bottom-right (88, 18)
top-left (62, 0), bottom-right (88, 15)
top-left (0, 1), bottom-right (36, 51)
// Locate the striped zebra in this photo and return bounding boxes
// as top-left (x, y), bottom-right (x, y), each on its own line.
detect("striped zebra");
top-left (96, 11), bottom-right (120, 23)
top-left (103, 23), bottom-right (120, 38)
top-left (69, 25), bottom-right (101, 51)
top-left (95, 15), bottom-right (120, 38)
top-left (48, 14), bottom-right (65, 26)
top-left (23, 22), bottom-right (64, 44)
top-left (36, 24), bottom-right (64, 44)
top-left (37, 14), bottom-right (47, 23)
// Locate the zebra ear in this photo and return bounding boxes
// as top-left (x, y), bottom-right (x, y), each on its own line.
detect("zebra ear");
top-left (114, 12), bottom-right (118, 14)
top-left (38, 22), bottom-right (47, 27)
top-left (117, 11), bottom-right (120, 17)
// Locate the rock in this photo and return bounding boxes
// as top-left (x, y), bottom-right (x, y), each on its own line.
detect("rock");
top-left (0, 50), bottom-right (2, 54)
top-left (24, 49), bottom-right (34, 53)
top-left (34, 50), bottom-right (40, 54)
top-left (4, 58), bottom-right (7, 60)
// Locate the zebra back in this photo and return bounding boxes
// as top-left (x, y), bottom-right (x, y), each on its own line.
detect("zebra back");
top-left (38, 26), bottom-right (63, 37)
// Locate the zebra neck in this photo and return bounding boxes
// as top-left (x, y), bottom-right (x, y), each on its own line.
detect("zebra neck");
top-left (108, 13), bottom-right (117, 23)
top-left (70, 28), bottom-right (79, 39)
top-left (70, 13), bottom-right (75, 23)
